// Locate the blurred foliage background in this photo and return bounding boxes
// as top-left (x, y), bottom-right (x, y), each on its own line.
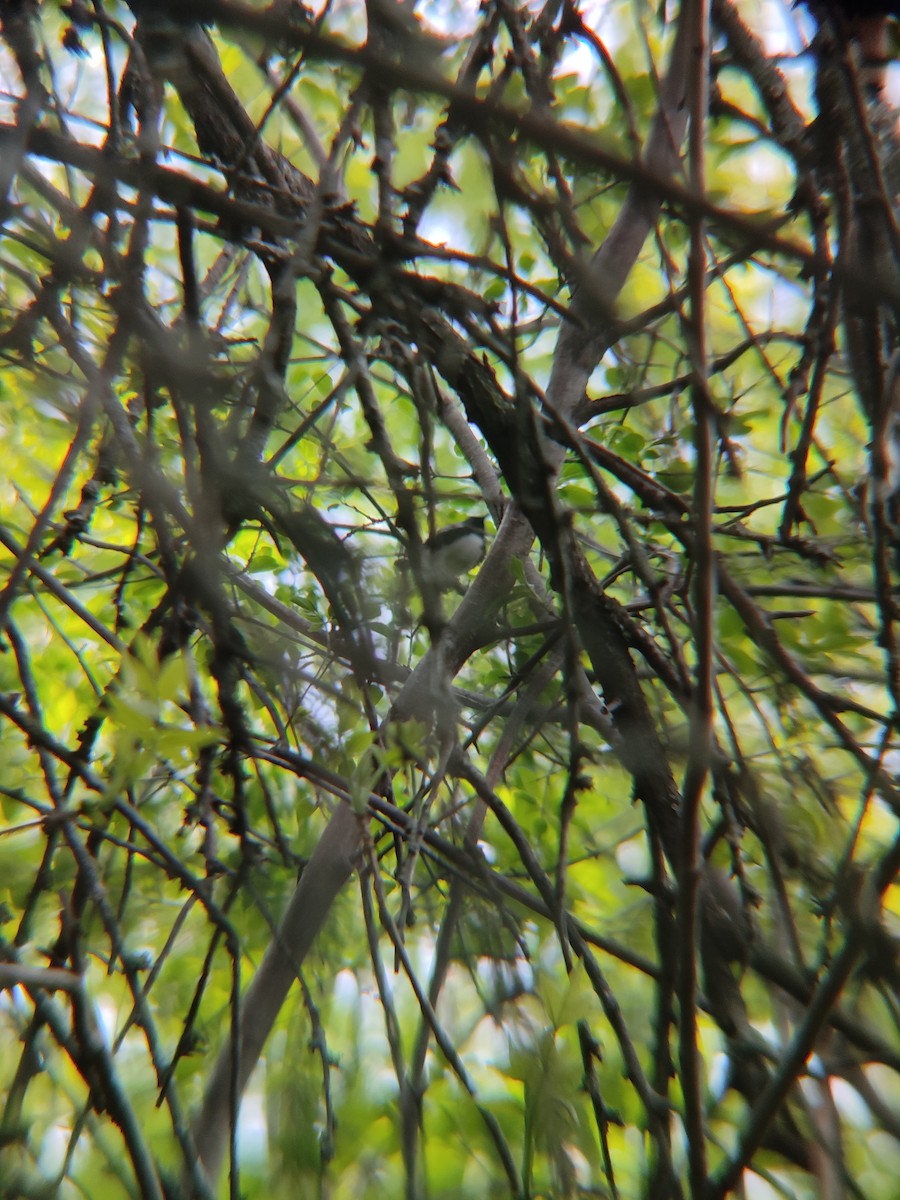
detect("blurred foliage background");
top-left (1, 0), bottom-right (899, 1197)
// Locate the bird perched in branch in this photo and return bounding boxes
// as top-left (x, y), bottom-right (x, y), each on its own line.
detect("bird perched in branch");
top-left (421, 516), bottom-right (486, 588)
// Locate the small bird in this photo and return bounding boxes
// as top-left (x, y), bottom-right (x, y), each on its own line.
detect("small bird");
top-left (421, 516), bottom-right (486, 588)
